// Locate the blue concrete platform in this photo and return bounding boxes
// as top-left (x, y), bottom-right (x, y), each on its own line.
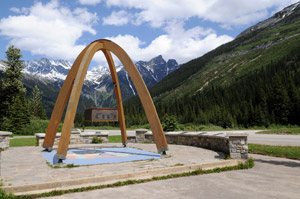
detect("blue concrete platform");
top-left (41, 147), bottom-right (161, 165)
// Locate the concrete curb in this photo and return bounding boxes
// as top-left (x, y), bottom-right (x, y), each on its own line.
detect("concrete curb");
top-left (3, 159), bottom-right (241, 195)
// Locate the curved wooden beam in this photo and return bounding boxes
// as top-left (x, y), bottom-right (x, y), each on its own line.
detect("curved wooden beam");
top-left (44, 39), bottom-right (168, 160)
top-left (56, 42), bottom-right (103, 159)
top-left (102, 49), bottom-right (127, 146)
top-left (43, 44), bottom-right (92, 151)
top-left (101, 40), bottom-right (168, 153)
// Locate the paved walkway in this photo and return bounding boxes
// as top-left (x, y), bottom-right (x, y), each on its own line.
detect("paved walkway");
top-left (41, 154), bottom-right (300, 199)
top-left (0, 143), bottom-right (234, 195)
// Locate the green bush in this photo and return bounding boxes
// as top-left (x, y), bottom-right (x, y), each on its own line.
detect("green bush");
top-left (162, 115), bottom-right (178, 131)
top-left (0, 189), bottom-right (14, 199)
top-left (20, 120), bottom-right (62, 135)
top-left (92, 136), bottom-right (103, 144)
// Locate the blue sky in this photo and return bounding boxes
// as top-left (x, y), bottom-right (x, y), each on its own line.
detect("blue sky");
top-left (0, 0), bottom-right (298, 67)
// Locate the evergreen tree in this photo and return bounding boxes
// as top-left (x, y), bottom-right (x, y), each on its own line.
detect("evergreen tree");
top-left (271, 73), bottom-right (290, 125)
top-left (0, 46), bottom-right (30, 132)
top-left (29, 85), bottom-right (47, 120)
top-left (7, 95), bottom-right (30, 134)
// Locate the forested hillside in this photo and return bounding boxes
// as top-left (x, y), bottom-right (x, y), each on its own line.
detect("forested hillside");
top-left (123, 3), bottom-right (300, 128)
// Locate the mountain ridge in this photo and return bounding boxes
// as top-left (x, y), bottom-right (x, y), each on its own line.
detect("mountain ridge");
top-left (0, 55), bottom-right (180, 116)
top-left (123, 1), bottom-right (300, 127)
top-left (147, 1), bottom-right (300, 102)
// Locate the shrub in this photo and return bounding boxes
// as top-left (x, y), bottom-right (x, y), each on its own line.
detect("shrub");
top-left (92, 136), bottom-right (103, 144)
top-left (20, 120), bottom-right (63, 135)
top-left (162, 115), bottom-right (178, 131)
top-left (0, 189), bottom-right (14, 199)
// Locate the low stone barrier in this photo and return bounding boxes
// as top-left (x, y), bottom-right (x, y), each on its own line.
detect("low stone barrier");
top-left (140, 131), bottom-right (248, 159)
top-left (35, 129), bottom-right (248, 159)
top-left (136, 129), bottom-right (148, 143)
top-left (0, 131), bottom-right (12, 150)
top-left (36, 130), bottom-right (109, 146)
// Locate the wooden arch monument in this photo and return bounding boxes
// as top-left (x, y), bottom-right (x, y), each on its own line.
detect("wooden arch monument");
top-left (43, 39), bottom-right (168, 161)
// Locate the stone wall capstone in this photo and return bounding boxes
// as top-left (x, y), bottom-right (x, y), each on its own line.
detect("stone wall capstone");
top-left (0, 131), bottom-right (12, 150)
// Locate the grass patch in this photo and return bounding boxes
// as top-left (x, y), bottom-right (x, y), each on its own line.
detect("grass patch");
top-left (9, 138), bottom-right (37, 147)
top-left (2, 158), bottom-right (254, 199)
top-left (173, 163), bottom-right (184, 166)
top-left (108, 135), bottom-right (122, 143)
top-left (0, 188), bottom-right (15, 199)
top-left (257, 128), bottom-right (300, 135)
top-left (248, 144), bottom-right (300, 160)
top-left (142, 140), bottom-right (152, 144)
top-left (46, 162), bottom-right (80, 169)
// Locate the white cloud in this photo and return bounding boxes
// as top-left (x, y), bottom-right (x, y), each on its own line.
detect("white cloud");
top-left (0, 0), bottom-right (98, 60)
top-left (78, 0), bottom-right (102, 6)
top-left (106, 22), bottom-right (233, 64)
top-left (1, 0), bottom-right (298, 67)
top-left (102, 10), bottom-right (130, 26)
top-left (105, 0), bottom-right (299, 28)
top-left (9, 7), bottom-right (20, 13)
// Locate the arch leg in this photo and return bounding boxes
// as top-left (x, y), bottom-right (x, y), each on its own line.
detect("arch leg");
top-left (102, 50), bottom-right (127, 146)
top-left (56, 42), bottom-right (103, 159)
top-left (102, 41), bottom-right (168, 153)
top-left (43, 46), bottom-right (89, 151)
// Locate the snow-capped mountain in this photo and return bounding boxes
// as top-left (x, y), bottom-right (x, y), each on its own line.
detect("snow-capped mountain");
top-left (23, 58), bottom-right (111, 84)
top-left (23, 58), bottom-right (72, 81)
top-left (0, 55), bottom-right (180, 113)
top-left (136, 55), bottom-right (179, 85)
top-left (91, 55), bottom-right (180, 100)
top-left (85, 64), bottom-right (110, 84)
top-left (3, 55), bottom-right (179, 93)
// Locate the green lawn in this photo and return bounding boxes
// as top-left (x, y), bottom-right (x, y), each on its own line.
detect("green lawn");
top-left (108, 135), bottom-right (122, 143)
top-left (9, 138), bottom-right (37, 147)
top-left (248, 144), bottom-right (300, 160)
top-left (257, 128), bottom-right (300, 135)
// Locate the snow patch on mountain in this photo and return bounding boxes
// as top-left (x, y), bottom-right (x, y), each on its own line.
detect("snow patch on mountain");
top-left (86, 65), bottom-right (109, 84)
top-left (1, 55), bottom-right (180, 106)
top-left (23, 58), bottom-right (72, 81)
top-left (0, 60), bottom-right (6, 71)
top-left (125, 72), bottom-right (136, 95)
top-left (22, 58), bottom-right (110, 84)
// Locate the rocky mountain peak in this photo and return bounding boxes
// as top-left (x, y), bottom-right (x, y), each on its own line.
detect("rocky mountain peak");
top-left (149, 55), bottom-right (166, 65)
top-left (237, 1), bottom-right (300, 38)
top-left (167, 59), bottom-right (179, 70)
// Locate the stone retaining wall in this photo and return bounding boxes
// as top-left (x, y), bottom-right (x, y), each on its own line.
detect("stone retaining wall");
top-left (131, 130), bottom-right (248, 159)
top-left (36, 130), bottom-right (109, 146)
top-left (0, 131), bottom-right (12, 150)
